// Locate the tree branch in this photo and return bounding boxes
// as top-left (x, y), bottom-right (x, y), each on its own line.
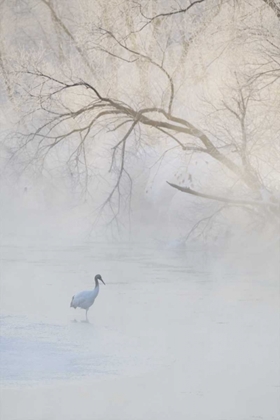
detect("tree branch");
top-left (101, 29), bottom-right (175, 113)
top-left (167, 182), bottom-right (279, 208)
top-left (262, 0), bottom-right (280, 19)
top-left (134, 0), bottom-right (207, 33)
top-left (40, 0), bottom-right (96, 75)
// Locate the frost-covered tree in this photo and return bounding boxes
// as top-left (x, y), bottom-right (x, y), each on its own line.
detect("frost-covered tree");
top-left (0, 0), bottom-right (279, 240)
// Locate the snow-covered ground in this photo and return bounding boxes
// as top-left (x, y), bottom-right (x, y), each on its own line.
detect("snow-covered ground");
top-left (0, 238), bottom-right (279, 420)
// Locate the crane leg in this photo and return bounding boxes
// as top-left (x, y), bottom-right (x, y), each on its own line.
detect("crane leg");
top-left (85, 309), bottom-right (89, 322)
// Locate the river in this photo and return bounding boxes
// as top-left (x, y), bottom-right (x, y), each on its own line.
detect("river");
top-left (0, 237), bottom-right (279, 420)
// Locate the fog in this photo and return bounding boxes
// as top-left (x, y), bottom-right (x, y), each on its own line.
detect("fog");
top-left (1, 1), bottom-right (280, 419)
top-left (0, 203), bottom-right (279, 419)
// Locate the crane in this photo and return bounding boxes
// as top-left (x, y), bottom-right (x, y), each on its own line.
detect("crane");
top-left (70, 274), bottom-right (105, 322)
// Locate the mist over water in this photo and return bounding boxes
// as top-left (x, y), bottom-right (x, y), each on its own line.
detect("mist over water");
top-left (1, 1), bottom-right (280, 419)
top-left (0, 210), bottom-right (279, 419)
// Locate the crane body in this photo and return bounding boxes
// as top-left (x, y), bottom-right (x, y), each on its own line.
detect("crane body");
top-left (70, 274), bottom-right (105, 321)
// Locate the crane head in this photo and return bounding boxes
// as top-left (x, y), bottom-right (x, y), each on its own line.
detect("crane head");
top-left (95, 274), bottom-right (105, 285)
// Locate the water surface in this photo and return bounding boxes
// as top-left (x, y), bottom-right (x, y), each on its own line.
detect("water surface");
top-left (0, 239), bottom-right (279, 419)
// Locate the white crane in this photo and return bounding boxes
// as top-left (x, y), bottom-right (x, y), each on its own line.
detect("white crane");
top-left (70, 274), bottom-right (105, 322)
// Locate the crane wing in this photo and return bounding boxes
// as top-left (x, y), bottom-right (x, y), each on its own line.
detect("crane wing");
top-left (70, 289), bottom-right (98, 310)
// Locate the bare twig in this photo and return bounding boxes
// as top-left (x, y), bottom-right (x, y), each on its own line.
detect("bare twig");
top-left (133, 0), bottom-right (207, 33)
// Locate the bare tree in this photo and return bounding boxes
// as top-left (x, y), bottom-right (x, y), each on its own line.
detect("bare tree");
top-left (2, 0), bottom-right (280, 237)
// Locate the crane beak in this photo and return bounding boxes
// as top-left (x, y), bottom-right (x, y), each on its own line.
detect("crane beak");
top-left (100, 278), bottom-right (105, 285)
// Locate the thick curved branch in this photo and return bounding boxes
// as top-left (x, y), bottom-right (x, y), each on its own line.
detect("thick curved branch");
top-left (262, 0), bottom-right (280, 19)
top-left (155, 126), bottom-right (207, 152)
top-left (167, 182), bottom-right (279, 209)
top-left (22, 73), bottom-right (262, 192)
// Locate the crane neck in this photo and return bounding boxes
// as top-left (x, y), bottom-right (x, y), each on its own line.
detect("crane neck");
top-left (94, 278), bottom-right (100, 289)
